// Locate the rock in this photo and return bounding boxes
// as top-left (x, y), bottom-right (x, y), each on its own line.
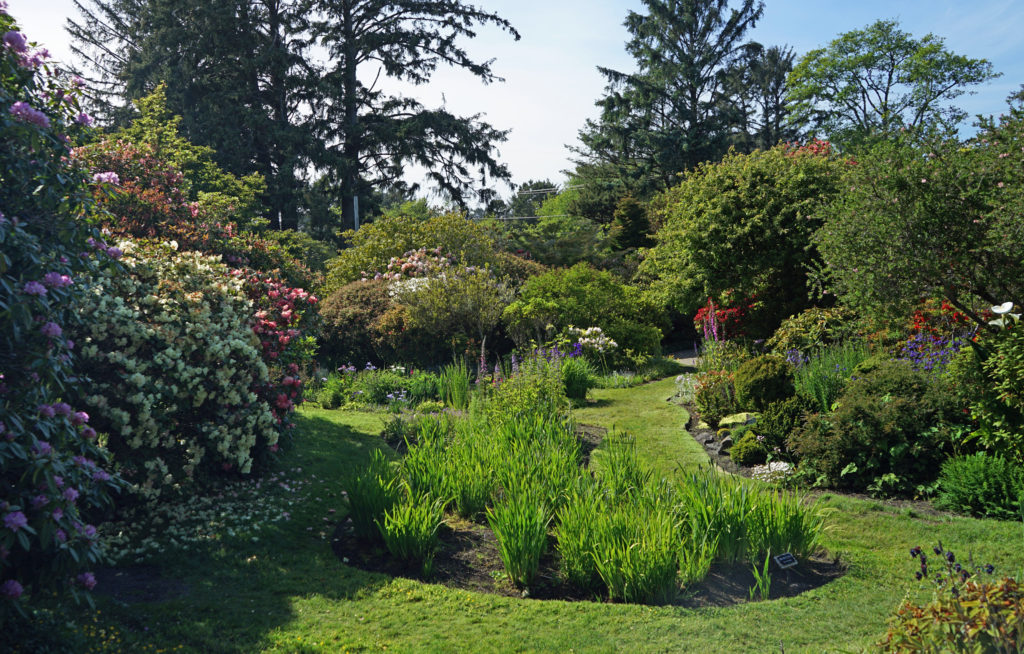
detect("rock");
top-left (719, 413), bottom-right (758, 429)
top-left (703, 434), bottom-right (716, 445)
top-left (717, 436), bottom-right (733, 455)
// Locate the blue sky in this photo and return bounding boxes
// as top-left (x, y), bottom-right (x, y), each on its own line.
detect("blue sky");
top-left (8, 0), bottom-right (1023, 193)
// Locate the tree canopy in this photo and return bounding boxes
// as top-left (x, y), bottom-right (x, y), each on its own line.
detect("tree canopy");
top-left (786, 19), bottom-right (1000, 146)
top-left (68, 0), bottom-right (519, 233)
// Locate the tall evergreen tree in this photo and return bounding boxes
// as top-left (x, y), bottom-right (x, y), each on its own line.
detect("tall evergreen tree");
top-left (67, 0), bottom-right (519, 232)
top-left (573, 0), bottom-right (765, 199)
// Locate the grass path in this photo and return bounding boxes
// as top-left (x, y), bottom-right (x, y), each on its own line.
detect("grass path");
top-left (79, 389), bottom-right (1024, 654)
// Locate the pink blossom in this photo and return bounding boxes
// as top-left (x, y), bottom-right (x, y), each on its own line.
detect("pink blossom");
top-left (92, 171), bottom-right (119, 185)
top-left (71, 411), bottom-right (89, 426)
top-left (75, 112), bottom-right (93, 127)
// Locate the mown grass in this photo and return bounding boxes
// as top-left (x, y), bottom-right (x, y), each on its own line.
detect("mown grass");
top-left (61, 391), bottom-right (1024, 653)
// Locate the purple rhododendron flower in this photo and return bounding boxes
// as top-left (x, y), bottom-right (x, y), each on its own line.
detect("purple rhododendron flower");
top-left (40, 322), bottom-right (62, 338)
top-left (52, 508), bottom-right (63, 521)
top-left (37, 404), bottom-right (56, 419)
top-left (81, 426), bottom-right (96, 439)
top-left (92, 469), bottom-right (111, 482)
top-left (33, 441), bottom-right (52, 456)
top-left (105, 246), bottom-right (123, 259)
top-left (22, 280), bottom-right (46, 296)
top-left (75, 112), bottom-right (93, 127)
top-left (42, 271), bottom-right (73, 288)
top-left (92, 171), bottom-right (119, 185)
top-left (55, 529), bottom-right (66, 542)
top-left (3, 30), bottom-right (27, 53)
top-left (8, 101), bottom-right (49, 128)
top-left (76, 572), bottom-right (97, 590)
top-left (31, 495), bottom-right (48, 508)
top-left (62, 487), bottom-right (79, 503)
top-left (0, 579), bottom-right (23, 599)
top-left (3, 511), bottom-right (27, 532)
top-left (82, 525), bottom-right (96, 540)
top-left (53, 402), bottom-right (71, 417)
top-left (71, 411), bottom-right (89, 426)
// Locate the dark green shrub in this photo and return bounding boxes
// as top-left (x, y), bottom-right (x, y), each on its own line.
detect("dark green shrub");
top-left (787, 359), bottom-right (962, 493)
top-left (757, 396), bottom-right (813, 453)
top-left (561, 357), bottom-right (595, 401)
top-left (734, 355), bottom-right (796, 412)
top-left (693, 370), bottom-right (738, 428)
top-left (730, 431), bottom-right (769, 466)
top-left (319, 279), bottom-right (392, 366)
top-left (767, 305), bottom-right (860, 356)
top-left (934, 453), bottom-right (1024, 520)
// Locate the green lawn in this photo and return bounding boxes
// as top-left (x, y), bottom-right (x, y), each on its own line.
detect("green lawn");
top-left (70, 383), bottom-right (1024, 653)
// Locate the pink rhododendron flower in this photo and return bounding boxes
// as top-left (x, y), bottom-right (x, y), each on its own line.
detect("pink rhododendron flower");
top-left (42, 271), bottom-right (73, 288)
top-left (92, 171), bottom-right (119, 185)
top-left (71, 411), bottom-right (89, 426)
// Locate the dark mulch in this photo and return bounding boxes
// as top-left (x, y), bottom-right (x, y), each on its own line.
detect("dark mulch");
top-left (575, 423), bottom-right (607, 468)
top-left (92, 565), bottom-right (190, 604)
top-left (330, 516), bottom-right (845, 607)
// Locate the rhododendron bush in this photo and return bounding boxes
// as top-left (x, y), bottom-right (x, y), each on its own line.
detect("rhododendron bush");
top-left (1, 9), bottom-right (122, 607)
top-left (71, 240), bottom-right (315, 496)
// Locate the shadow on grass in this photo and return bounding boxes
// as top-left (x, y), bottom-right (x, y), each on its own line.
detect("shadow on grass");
top-left (90, 411), bottom-right (400, 653)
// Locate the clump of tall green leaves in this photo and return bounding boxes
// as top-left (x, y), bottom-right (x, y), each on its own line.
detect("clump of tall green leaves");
top-left (438, 360), bottom-right (471, 410)
top-left (487, 482), bottom-right (551, 588)
top-left (378, 487), bottom-right (447, 576)
top-left (793, 340), bottom-right (871, 412)
top-left (345, 449), bottom-right (402, 541)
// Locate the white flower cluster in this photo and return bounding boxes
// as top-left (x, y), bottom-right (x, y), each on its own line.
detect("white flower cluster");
top-left (73, 241), bottom-right (277, 497)
top-left (566, 325), bottom-right (618, 353)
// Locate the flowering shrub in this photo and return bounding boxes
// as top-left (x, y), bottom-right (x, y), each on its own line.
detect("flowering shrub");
top-left (71, 240), bottom-right (287, 496)
top-left (1, 9), bottom-right (123, 608)
top-left (694, 296), bottom-right (751, 341)
top-left (364, 247), bottom-right (453, 281)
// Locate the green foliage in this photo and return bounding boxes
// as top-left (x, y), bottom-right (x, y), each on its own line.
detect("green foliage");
top-left (640, 144), bottom-right (846, 329)
top-left (574, 0), bottom-right (765, 197)
top-left (696, 339), bottom-right (752, 374)
top-left (503, 263), bottom-right (665, 364)
top-left (397, 267), bottom-right (514, 362)
top-left (0, 14), bottom-right (124, 605)
top-left (106, 84), bottom-right (269, 230)
top-left (934, 453), bottom-right (1024, 520)
top-left (793, 340), bottom-right (873, 413)
top-left (971, 324), bottom-right (1024, 463)
top-left (608, 195), bottom-right (652, 251)
top-left (787, 19), bottom-right (1000, 145)
top-left (260, 229), bottom-right (336, 274)
top-left (788, 359), bottom-right (962, 493)
top-left (407, 372), bottom-right (440, 404)
top-left (756, 396), bottom-right (813, 453)
top-left (766, 305), bottom-right (860, 356)
top-left (486, 354), bottom-right (569, 424)
top-left (316, 372), bottom-right (356, 410)
top-left (879, 576), bottom-right (1024, 653)
top-left (561, 357), bottom-right (596, 401)
top-left (733, 355), bottom-right (796, 412)
top-left (554, 481), bottom-right (607, 592)
top-left (324, 209), bottom-right (500, 292)
top-left (588, 494), bottom-right (681, 605)
top-left (318, 280), bottom-right (393, 367)
top-left (594, 434), bottom-right (652, 502)
top-left (498, 196), bottom-right (611, 268)
top-left (813, 100), bottom-right (1024, 325)
top-left (345, 449), bottom-right (401, 541)
top-left (693, 371), bottom-right (739, 428)
top-left (438, 361), bottom-right (471, 410)
top-left (730, 431), bottom-right (769, 466)
top-left (352, 370), bottom-right (407, 406)
top-left (379, 488), bottom-right (447, 577)
top-left (486, 483), bottom-right (550, 588)
top-left (676, 468), bottom-right (825, 564)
